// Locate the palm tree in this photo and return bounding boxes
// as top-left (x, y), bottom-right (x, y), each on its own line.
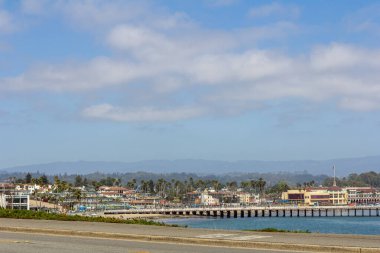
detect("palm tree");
top-left (240, 181), bottom-right (250, 192)
top-left (189, 177), bottom-right (194, 191)
top-left (250, 180), bottom-right (257, 193)
top-left (227, 181), bottom-right (238, 192)
top-left (257, 178), bottom-right (266, 203)
top-left (195, 179), bottom-right (205, 191)
top-left (140, 180), bottom-right (150, 194)
top-left (126, 179), bottom-right (137, 189)
top-left (156, 178), bottom-right (167, 198)
top-left (174, 180), bottom-right (183, 197)
top-left (72, 189), bottom-right (82, 207)
top-left (212, 180), bottom-right (221, 192)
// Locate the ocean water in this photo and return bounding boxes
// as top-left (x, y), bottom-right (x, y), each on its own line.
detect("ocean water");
top-left (160, 216), bottom-right (380, 235)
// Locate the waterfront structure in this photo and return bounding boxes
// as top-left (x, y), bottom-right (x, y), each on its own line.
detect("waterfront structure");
top-left (303, 189), bottom-right (331, 206)
top-left (282, 187), bottom-right (378, 206)
top-left (104, 205), bottom-right (380, 218)
top-left (328, 187), bottom-right (348, 205)
top-left (185, 189), bottom-right (258, 206)
top-left (127, 196), bottom-right (162, 207)
top-left (346, 187), bottom-right (380, 204)
top-left (281, 189), bottom-right (304, 204)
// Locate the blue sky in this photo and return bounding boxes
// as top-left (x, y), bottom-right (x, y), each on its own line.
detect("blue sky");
top-left (1, 0), bottom-right (380, 168)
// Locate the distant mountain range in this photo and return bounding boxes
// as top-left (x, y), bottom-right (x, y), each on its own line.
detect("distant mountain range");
top-left (1, 155), bottom-right (380, 176)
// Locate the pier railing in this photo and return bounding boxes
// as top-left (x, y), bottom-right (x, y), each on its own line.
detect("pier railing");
top-left (103, 205), bottom-right (380, 218)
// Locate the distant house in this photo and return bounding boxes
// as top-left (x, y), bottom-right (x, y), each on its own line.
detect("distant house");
top-left (237, 192), bottom-right (259, 204)
top-left (98, 186), bottom-right (134, 198)
top-left (200, 191), bottom-right (220, 206)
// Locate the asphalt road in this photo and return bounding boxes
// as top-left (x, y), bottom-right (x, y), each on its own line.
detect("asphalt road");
top-left (0, 231), bottom-right (299, 253)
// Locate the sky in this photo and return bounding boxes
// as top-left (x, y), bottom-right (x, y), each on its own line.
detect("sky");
top-left (1, 0), bottom-right (380, 168)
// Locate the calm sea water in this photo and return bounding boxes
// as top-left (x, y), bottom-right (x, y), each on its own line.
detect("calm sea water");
top-left (159, 216), bottom-right (380, 235)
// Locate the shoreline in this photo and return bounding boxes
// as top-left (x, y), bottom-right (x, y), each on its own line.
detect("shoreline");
top-left (102, 213), bottom-right (166, 220)
top-left (0, 218), bottom-right (379, 253)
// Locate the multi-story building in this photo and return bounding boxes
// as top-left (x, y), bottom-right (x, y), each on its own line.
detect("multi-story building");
top-left (0, 194), bottom-right (6, 208)
top-left (328, 187), bottom-right (348, 205)
top-left (282, 187), bottom-right (346, 206)
top-left (4, 193), bottom-right (30, 210)
top-left (303, 189), bottom-right (331, 206)
top-left (186, 190), bottom-right (245, 206)
top-left (281, 189), bottom-right (305, 204)
top-left (200, 192), bottom-right (220, 206)
top-left (0, 183), bottom-right (30, 210)
top-left (345, 187), bottom-right (380, 204)
top-left (237, 192), bottom-right (259, 204)
top-left (282, 187), bottom-right (378, 206)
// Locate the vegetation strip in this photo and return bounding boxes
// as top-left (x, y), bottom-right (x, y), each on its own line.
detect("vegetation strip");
top-left (244, 228), bottom-right (311, 233)
top-left (0, 209), bottom-right (177, 227)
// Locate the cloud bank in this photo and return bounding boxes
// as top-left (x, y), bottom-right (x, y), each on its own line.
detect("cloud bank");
top-left (1, 1), bottom-right (380, 122)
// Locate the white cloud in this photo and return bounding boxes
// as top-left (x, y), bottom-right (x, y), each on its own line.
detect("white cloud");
top-left (1, 1), bottom-right (380, 123)
top-left (107, 25), bottom-right (174, 56)
top-left (82, 103), bottom-right (206, 122)
top-left (1, 57), bottom-right (140, 92)
top-left (249, 2), bottom-right (300, 19)
top-left (310, 43), bottom-right (380, 71)
top-left (2, 23), bottom-right (380, 120)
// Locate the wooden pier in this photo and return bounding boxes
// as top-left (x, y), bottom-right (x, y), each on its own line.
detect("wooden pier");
top-left (104, 205), bottom-right (380, 218)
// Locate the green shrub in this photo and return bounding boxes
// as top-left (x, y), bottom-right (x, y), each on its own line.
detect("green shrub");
top-left (0, 209), bottom-right (176, 227)
top-left (244, 227), bottom-right (310, 233)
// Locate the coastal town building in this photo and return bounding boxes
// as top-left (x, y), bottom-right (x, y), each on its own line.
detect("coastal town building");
top-left (303, 189), bottom-right (331, 206)
top-left (328, 187), bottom-right (348, 205)
top-left (200, 192), bottom-right (220, 206)
top-left (281, 189), bottom-right (305, 204)
top-left (98, 186), bottom-right (134, 198)
top-left (0, 183), bottom-right (30, 210)
top-left (0, 194), bottom-right (6, 208)
top-left (282, 187), bottom-right (378, 206)
top-left (346, 187), bottom-right (380, 204)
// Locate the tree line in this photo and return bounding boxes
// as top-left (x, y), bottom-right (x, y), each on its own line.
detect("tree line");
top-left (323, 171), bottom-right (380, 187)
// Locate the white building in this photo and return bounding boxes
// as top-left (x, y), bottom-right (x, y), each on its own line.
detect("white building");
top-left (1, 183), bottom-right (30, 210)
top-left (0, 194), bottom-right (6, 208)
top-left (345, 187), bottom-right (380, 204)
top-left (237, 193), bottom-right (256, 204)
top-left (200, 192), bottom-right (220, 206)
top-left (0, 193), bottom-right (30, 210)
